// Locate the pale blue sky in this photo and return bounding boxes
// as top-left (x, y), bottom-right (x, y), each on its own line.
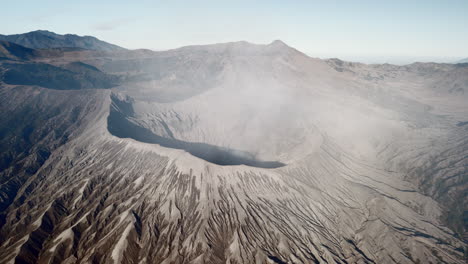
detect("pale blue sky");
top-left (2, 0), bottom-right (467, 63)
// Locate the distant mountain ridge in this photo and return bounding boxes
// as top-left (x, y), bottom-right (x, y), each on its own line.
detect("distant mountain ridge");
top-left (0, 30), bottom-right (125, 51)
top-left (457, 57), bottom-right (468, 63)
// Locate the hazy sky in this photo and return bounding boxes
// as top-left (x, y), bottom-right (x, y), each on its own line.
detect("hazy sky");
top-left (2, 0), bottom-right (467, 63)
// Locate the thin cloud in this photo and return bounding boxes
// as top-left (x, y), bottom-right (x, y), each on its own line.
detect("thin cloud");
top-left (91, 18), bottom-right (132, 31)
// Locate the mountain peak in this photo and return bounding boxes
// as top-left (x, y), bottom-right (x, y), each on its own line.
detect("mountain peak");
top-left (270, 39), bottom-right (288, 47)
top-left (266, 39), bottom-right (302, 56)
top-left (22, 30), bottom-right (60, 38)
top-left (31, 29), bottom-right (54, 34)
top-left (267, 39), bottom-right (296, 53)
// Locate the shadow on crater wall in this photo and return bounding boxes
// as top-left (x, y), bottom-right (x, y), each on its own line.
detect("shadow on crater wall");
top-left (107, 95), bottom-right (285, 169)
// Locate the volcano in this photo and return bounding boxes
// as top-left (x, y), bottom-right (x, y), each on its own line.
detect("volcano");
top-left (0, 33), bottom-right (466, 264)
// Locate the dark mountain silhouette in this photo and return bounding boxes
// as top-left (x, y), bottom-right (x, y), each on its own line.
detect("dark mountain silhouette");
top-left (0, 30), bottom-right (125, 51)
